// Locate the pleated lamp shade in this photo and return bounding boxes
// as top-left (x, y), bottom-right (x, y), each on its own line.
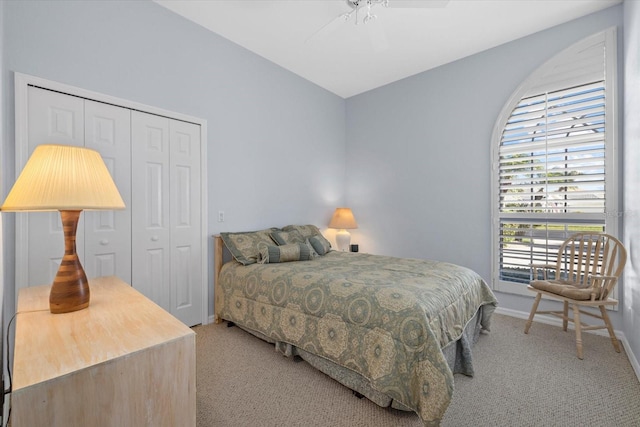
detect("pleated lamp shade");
top-left (328, 208), bottom-right (358, 230)
top-left (1, 144), bottom-right (125, 212)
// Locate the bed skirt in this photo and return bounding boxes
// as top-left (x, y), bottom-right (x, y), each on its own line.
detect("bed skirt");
top-left (233, 305), bottom-right (486, 413)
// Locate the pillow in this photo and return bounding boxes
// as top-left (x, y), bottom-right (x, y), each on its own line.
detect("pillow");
top-left (282, 224), bottom-right (332, 255)
top-left (258, 243), bottom-right (313, 264)
top-left (271, 229), bottom-right (305, 245)
top-left (282, 224), bottom-right (323, 240)
top-left (309, 234), bottom-right (332, 256)
top-left (220, 228), bottom-right (279, 265)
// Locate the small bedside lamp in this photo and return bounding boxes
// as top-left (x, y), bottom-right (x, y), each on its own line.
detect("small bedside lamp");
top-left (1, 144), bottom-right (125, 314)
top-left (329, 207), bottom-right (358, 252)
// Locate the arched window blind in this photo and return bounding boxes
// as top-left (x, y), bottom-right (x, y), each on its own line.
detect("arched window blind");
top-left (491, 29), bottom-right (618, 295)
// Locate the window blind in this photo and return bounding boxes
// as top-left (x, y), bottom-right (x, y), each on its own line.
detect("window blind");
top-left (499, 81), bottom-right (606, 216)
top-left (492, 29), bottom-right (616, 291)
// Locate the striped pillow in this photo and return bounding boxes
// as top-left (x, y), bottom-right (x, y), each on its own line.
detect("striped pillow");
top-left (258, 243), bottom-right (313, 264)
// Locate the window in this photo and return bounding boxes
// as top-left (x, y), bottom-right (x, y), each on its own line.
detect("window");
top-left (491, 29), bottom-right (618, 295)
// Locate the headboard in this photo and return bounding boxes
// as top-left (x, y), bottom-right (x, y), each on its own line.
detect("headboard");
top-left (213, 235), bottom-right (225, 323)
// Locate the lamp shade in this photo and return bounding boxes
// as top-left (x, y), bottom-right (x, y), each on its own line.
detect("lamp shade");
top-left (1, 144), bottom-right (125, 211)
top-left (328, 208), bottom-right (358, 230)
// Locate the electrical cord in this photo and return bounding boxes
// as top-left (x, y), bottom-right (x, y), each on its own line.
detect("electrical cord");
top-left (5, 312), bottom-right (17, 396)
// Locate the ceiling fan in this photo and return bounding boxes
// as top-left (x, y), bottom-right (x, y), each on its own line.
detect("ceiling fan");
top-left (342, 0), bottom-right (450, 25)
top-left (306, 0), bottom-right (450, 44)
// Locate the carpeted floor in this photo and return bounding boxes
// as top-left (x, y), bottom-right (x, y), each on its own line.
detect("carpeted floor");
top-left (193, 314), bottom-right (640, 426)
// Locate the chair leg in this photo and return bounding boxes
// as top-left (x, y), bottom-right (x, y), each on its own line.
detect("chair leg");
top-left (525, 293), bottom-right (542, 334)
top-left (599, 305), bottom-right (621, 353)
top-left (573, 304), bottom-right (583, 360)
top-left (562, 301), bottom-right (569, 331)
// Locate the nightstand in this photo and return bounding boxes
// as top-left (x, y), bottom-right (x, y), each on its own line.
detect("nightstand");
top-left (11, 276), bottom-right (196, 426)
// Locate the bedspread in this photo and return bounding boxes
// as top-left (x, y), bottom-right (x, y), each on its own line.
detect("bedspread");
top-left (217, 251), bottom-right (497, 426)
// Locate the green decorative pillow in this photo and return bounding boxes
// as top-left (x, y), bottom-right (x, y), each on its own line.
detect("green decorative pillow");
top-left (281, 224), bottom-right (331, 256)
top-left (309, 234), bottom-right (332, 256)
top-left (271, 229), bottom-right (305, 245)
top-left (258, 243), bottom-right (313, 264)
top-left (282, 224), bottom-right (322, 240)
top-left (220, 228), bottom-right (278, 265)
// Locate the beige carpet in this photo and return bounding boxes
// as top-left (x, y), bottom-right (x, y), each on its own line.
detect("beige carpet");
top-left (194, 314), bottom-right (640, 426)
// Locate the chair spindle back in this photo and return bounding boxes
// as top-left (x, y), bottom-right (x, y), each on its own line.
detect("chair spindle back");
top-left (555, 233), bottom-right (626, 300)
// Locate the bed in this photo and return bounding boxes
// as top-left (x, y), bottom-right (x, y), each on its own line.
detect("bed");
top-left (213, 225), bottom-right (497, 426)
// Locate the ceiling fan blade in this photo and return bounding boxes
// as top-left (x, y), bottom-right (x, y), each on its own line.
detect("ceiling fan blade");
top-left (367, 24), bottom-right (390, 53)
top-left (387, 0), bottom-right (450, 8)
top-left (305, 12), bottom-right (347, 44)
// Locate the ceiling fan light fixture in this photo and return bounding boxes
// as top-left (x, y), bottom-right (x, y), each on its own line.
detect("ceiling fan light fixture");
top-left (344, 0), bottom-right (389, 25)
top-left (364, 2), bottom-right (376, 23)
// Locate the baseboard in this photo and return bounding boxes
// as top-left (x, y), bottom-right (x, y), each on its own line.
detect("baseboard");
top-left (494, 306), bottom-right (622, 338)
top-left (620, 335), bottom-right (640, 383)
top-left (495, 306), bottom-right (640, 383)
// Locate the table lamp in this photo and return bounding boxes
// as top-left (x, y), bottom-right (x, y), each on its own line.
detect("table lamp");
top-left (1, 144), bottom-right (125, 313)
top-left (328, 207), bottom-right (358, 251)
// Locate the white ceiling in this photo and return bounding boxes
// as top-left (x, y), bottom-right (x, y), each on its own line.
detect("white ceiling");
top-left (154, 0), bottom-right (621, 98)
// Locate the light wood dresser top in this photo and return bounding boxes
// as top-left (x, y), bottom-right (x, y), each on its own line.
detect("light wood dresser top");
top-left (13, 276), bottom-right (195, 391)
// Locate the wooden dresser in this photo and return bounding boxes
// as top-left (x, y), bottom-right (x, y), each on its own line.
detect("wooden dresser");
top-left (11, 276), bottom-right (196, 427)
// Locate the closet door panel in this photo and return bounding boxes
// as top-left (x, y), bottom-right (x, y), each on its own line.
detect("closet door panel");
top-left (131, 111), bottom-right (171, 309)
top-left (22, 87), bottom-right (84, 288)
top-left (84, 100), bottom-right (132, 283)
top-left (170, 120), bottom-right (202, 326)
top-left (17, 77), bottom-right (205, 326)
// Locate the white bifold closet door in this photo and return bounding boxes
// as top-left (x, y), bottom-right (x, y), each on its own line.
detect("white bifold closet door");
top-left (131, 111), bottom-right (202, 327)
top-left (84, 99), bottom-right (132, 283)
top-left (21, 86), bottom-right (202, 326)
top-left (24, 86), bottom-right (132, 287)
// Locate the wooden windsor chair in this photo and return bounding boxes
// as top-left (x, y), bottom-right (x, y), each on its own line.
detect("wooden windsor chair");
top-left (524, 232), bottom-right (627, 359)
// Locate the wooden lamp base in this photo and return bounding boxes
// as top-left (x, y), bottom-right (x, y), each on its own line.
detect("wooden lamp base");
top-left (49, 210), bottom-right (90, 314)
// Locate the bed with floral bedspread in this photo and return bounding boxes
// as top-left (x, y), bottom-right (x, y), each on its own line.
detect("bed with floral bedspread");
top-left (213, 226), bottom-right (497, 426)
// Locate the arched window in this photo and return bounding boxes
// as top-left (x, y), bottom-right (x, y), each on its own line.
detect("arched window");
top-left (491, 28), bottom-right (618, 295)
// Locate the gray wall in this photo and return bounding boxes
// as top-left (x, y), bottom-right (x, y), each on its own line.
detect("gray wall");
top-left (345, 5), bottom-right (626, 327)
top-left (1, 0), bottom-right (346, 319)
top-left (623, 0), bottom-right (640, 372)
